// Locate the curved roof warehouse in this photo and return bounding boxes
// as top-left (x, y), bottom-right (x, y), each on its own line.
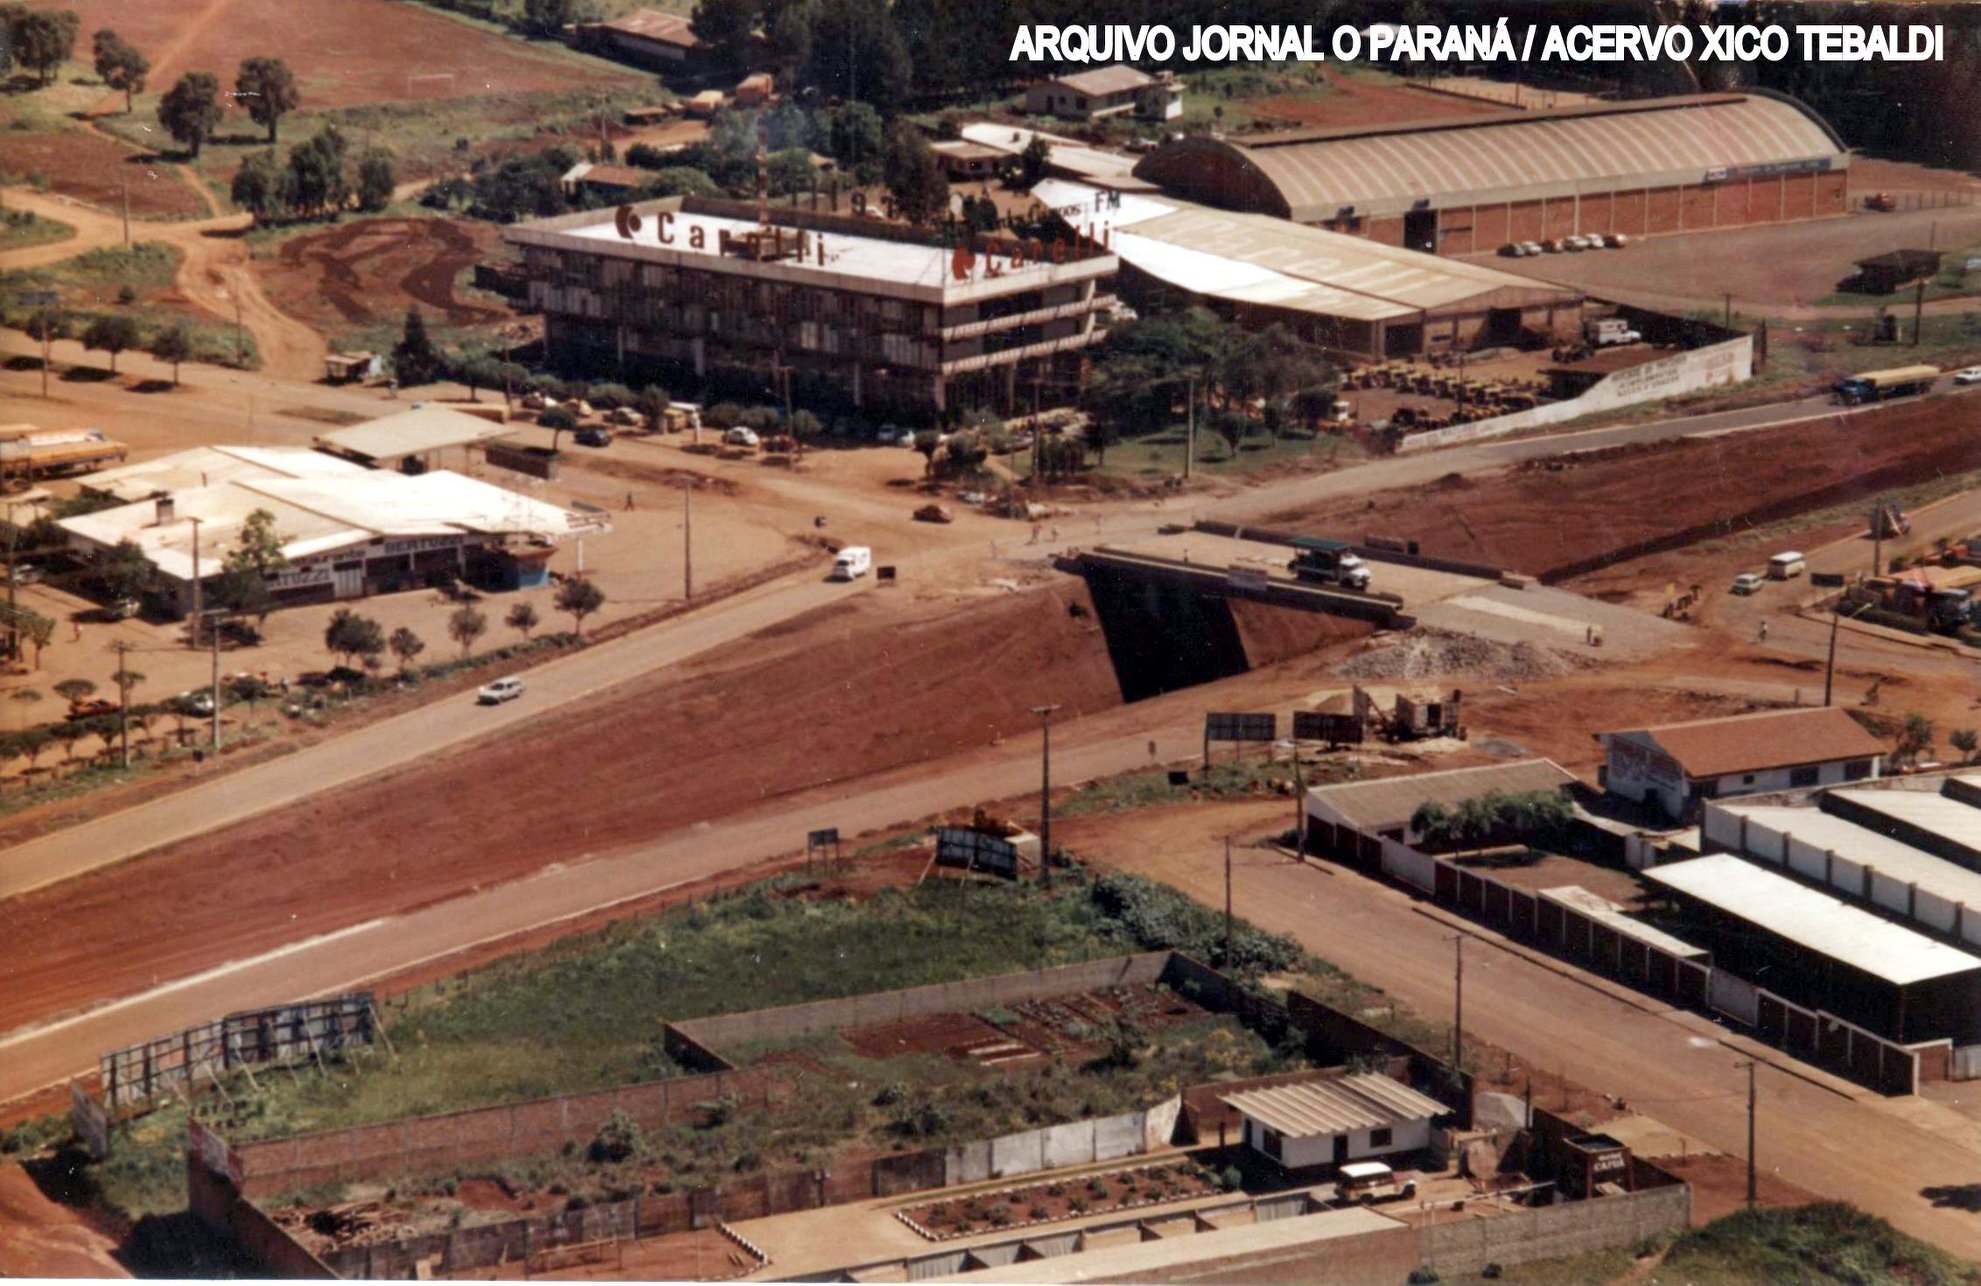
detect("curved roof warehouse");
top-left (1132, 92), bottom-right (1850, 252)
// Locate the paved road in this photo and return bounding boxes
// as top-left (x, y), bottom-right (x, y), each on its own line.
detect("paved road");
top-left (0, 570), bottom-right (859, 898)
top-left (1104, 819), bottom-right (1981, 1259)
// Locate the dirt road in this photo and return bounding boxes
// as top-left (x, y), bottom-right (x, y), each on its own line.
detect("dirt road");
top-left (1076, 805), bottom-right (1981, 1260)
top-left (0, 187), bottom-right (326, 382)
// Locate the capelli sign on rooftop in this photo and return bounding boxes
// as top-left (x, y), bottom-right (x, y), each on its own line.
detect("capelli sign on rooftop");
top-left (1008, 21), bottom-right (1945, 65)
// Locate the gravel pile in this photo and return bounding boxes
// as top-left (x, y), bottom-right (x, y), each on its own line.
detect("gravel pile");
top-left (1335, 629), bottom-right (1588, 682)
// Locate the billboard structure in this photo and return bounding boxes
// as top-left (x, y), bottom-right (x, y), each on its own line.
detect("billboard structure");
top-left (1292, 710), bottom-right (1364, 747)
top-left (934, 827), bottom-right (1022, 880)
top-left (1203, 712), bottom-right (1277, 765)
top-left (100, 993), bottom-right (377, 1111)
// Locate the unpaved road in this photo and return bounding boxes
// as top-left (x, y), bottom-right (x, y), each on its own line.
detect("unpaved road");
top-left (1077, 804), bottom-right (1981, 1261)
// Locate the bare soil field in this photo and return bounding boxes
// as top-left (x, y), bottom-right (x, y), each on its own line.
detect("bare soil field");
top-left (0, 128), bottom-right (205, 218)
top-left (48, 0), bottom-right (640, 110)
top-left (0, 1163), bottom-right (125, 1277)
top-left (1264, 398), bottom-right (1981, 589)
top-left (258, 217), bottom-right (509, 333)
top-left (0, 582), bottom-right (1122, 1034)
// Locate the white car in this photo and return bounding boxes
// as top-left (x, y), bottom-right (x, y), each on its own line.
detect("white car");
top-left (723, 426), bottom-right (761, 448)
top-left (1954, 367), bottom-right (1981, 385)
top-left (1730, 573), bottom-right (1764, 596)
top-left (477, 677), bottom-right (525, 704)
top-left (1518, 241), bottom-right (1544, 257)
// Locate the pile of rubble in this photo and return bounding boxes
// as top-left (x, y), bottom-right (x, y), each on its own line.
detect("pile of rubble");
top-left (1336, 629), bottom-right (1588, 683)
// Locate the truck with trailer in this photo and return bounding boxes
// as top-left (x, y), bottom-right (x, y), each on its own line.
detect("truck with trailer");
top-left (1833, 364), bottom-right (1940, 405)
top-left (0, 425), bottom-right (129, 486)
top-left (1288, 536), bottom-right (1371, 591)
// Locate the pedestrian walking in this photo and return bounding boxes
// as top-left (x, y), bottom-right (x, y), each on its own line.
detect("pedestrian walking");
top-left (624, 492), bottom-right (635, 512)
top-left (1759, 619), bottom-right (1770, 642)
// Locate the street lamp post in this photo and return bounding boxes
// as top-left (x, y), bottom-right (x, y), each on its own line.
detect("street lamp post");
top-left (1031, 703), bottom-right (1060, 874)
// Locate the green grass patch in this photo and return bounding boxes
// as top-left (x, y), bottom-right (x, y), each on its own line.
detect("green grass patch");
top-left (1058, 756), bottom-right (1359, 819)
top-left (1441, 1246), bottom-right (1637, 1286)
top-left (1660, 1203), bottom-right (1980, 1286)
top-left (0, 209), bottom-right (73, 252)
top-left (1052, 426), bottom-right (1367, 482)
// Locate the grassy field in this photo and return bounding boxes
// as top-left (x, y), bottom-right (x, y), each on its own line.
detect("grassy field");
top-left (1056, 756), bottom-right (1358, 820)
top-left (56, 865), bottom-right (1319, 1216)
top-left (1084, 424), bottom-right (1369, 481)
top-left (0, 209), bottom-right (74, 252)
top-left (0, 241), bottom-right (256, 369)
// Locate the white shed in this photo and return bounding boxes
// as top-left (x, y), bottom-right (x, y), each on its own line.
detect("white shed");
top-left (1222, 1074), bottom-right (1449, 1173)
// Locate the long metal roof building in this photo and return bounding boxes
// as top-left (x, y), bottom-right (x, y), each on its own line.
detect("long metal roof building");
top-left (1133, 92), bottom-right (1849, 224)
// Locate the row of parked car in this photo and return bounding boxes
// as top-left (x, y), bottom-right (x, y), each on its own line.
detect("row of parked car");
top-left (1503, 233), bottom-right (1630, 257)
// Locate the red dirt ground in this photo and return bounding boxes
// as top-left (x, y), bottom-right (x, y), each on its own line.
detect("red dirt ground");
top-left (0, 129), bottom-right (205, 218)
top-left (52, 0), bottom-right (640, 111)
top-left (1248, 73), bottom-right (1514, 130)
top-left (0, 1163), bottom-right (125, 1277)
top-left (1264, 398), bottom-right (1981, 588)
top-left (0, 584), bottom-right (1123, 1035)
top-left (259, 217), bottom-right (510, 332)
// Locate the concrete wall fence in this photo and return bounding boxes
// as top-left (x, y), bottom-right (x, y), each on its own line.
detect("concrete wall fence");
top-left (1419, 1183), bottom-right (1691, 1276)
top-left (665, 953), bottom-right (1177, 1071)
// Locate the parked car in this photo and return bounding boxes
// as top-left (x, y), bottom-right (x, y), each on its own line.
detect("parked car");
top-left (177, 690), bottom-right (215, 717)
top-left (1335, 1162), bottom-right (1417, 1204)
top-left (914, 503), bottom-right (954, 523)
top-left (875, 424), bottom-right (902, 445)
top-left (1954, 366), bottom-right (1981, 385)
top-left (831, 546), bottom-right (873, 580)
top-left (477, 677), bottom-right (525, 705)
top-left (1865, 191), bottom-right (1898, 212)
top-left (1518, 241), bottom-right (1544, 257)
top-left (1603, 232), bottom-right (1630, 248)
top-left (723, 426), bottom-right (761, 448)
top-left (575, 427), bottom-right (612, 447)
top-left (108, 597), bottom-right (140, 619)
top-left (1564, 234), bottom-right (1591, 251)
top-left (66, 698), bottom-right (119, 720)
top-left (1730, 573), bottom-right (1764, 596)
top-left (1541, 238), bottom-right (1565, 253)
top-left (8, 564), bottom-right (44, 586)
top-left (1502, 242), bottom-right (1529, 258)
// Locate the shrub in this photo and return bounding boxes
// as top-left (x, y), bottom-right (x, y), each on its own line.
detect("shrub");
top-left (588, 1109), bottom-right (641, 1164)
top-left (1029, 1204), bottom-right (1049, 1220)
top-left (1219, 1165), bottom-right (1243, 1192)
top-left (1407, 1270), bottom-right (1440, 1285)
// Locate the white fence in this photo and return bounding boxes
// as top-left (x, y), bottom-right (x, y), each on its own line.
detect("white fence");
top-left (943, 1096), bottom-right (1180, 1186)
top-left (1382, 837), bottom-right (1438, 893)
top-left (1706, 970), bottom-right (1761, 1026)
top-left (1396, 334), bottom-right (1754, 454)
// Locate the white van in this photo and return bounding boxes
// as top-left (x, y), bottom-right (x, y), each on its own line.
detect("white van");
top-left (1766, 551), bottom-right (1807, 580)
top-left (831, 546), bottom-right (872, 581)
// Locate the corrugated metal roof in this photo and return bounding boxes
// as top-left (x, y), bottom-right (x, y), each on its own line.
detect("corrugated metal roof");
top-left (1828, 787), bottom-right (1981, 852)
top-left (597, 8), bottom-right (699, 46)
top-left (315, 406), bottom-right (517, 463)
top-left (1034, 180), bottom-right (1578, 322)
top-left (1222, 1074), bottom-right (1449, 1138)
top-left (1644, 855), bottom-right (1981, 986)
top-left (1537, 886), bottom-right (1708, 960)
top-left (1716, 803), bottom-right (1981, 913)
top-left (1605, 707), bottom-right (1885, 780)
top-left (1136, 93), bottom-right (1847, 222)
top-left (1306, 759), bottom-right (1580, 833)
top-left (82, 445), bottom-right (364, 503)
top-left (1046, 65), bottom-right (1156, 98)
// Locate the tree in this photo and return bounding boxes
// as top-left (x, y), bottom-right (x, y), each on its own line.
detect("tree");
top-left (824, 102), bottom-right (884, 176)
top-left (225, 508), bottom-right (289, 579)
top-left (323, 608), bottom-right (384, 670)
top-left (448, 605), bottom-right (488, 659)
top-left (1409, 800), bottom-right (1453, 849)
top-left (1898, 712), bottom-right (1936, 765)
top-left (911, 428), bottom-right (941, 477)
top-left (81, 315), bottom-right (140, 374)
top-left (235, 56), bottom-right (300, 144)
top-left (505, 601), bottom-right (540, 642)
top-left (882, 124), bottom-right (947, 226)
top-left (635, 386), bottom-right (672, 433)
top-left (1953, 728), bottom-right (1980, 765)
top-left (15, 9), bottom-right (78, 87)
top-left (392, 307), bottom-right (442, 385)
top-left (690, 0), bottom-right (756, 69)
top-left (356, 150), bottom-right (395, 212)
top-left (209, 565), bottom-right (275, 632)
top-left (554, 576), bottom-right (605, 638)
top-left (452, 354), bottom-right (501, 403)
top-left (521, 0), bottom-right (576, 37)
top-left (802, 0), bottom-right (910, 106)
top-left (538, 404), bottom-right (578, 450)
top-left (10, 688), bottom-right (40, 728)
top-left (98, 537), bottom-right (151, 602)
top-left (17, 613), bottom-right (52, 670)
top-left (157, 72), bottom-right (224, 158)
top-left (148, 323), bottom-right (193, 387)
top-left (52, 678), bottom-right (95, 712)
top-left (285, 125), bottom-right (348, 217)
top-left (230, 149), bottom-right (288, 223)
top-left (109, 667), bottom-right (143, 765)
top-left (92, 29), bottom-right (148, 112)
top-left (387, 625), bottom-right (425, 675)
top-left (587, 382), bottom-right (635, 410)
top-left (228, 675), bottom-right (270, 729)
top-left (1019, 135), bottom-right (1051, 186)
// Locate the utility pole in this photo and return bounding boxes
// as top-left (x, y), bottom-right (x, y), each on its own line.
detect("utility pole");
top-left (1031, 703), bottom-right (1060, 874)
top-left (210, 612), bottom-right (222, 750)
top-left (121, 174), bottom-right (131, 249)
top-left (233, 273), bottom-right (245, 367)
top-left (681, 478), bottom-right (693, 600)
top-left (1824, 602), bottom-right (1870, 707)
top-left (1738, 1059), bottom-right (1758, 1209)
top-left (188, 517), bottom-right (203, 649)
top-left (1223, 835), bottom-right (1234, 966)
top-left (4, 503), bottom-right (17, 666)
top-left (1913, 280), bottom-right (1926, 347)
top-left (1183, 375), bottom-right (1197, 482)
top-left (1291, 749), bottom-right (1306, 859)
top-left (114, 639), bottom-right (131, 768)
top-left (1452, 935), bottom-right (1465, 1070)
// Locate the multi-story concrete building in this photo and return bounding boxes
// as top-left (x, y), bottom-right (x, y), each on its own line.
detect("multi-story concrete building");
top-left (504, 198), bottom-right (1118, 416)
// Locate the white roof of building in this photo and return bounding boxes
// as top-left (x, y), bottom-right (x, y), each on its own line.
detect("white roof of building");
top-left (81, 446), bottom-right (365, 503)
top-left (60, 470), bottom-right (593, 582)
top-left (1644, 854), bottom-right (1981, 986)
top-left (314, 406), bottom-right (517, 464)
top-left (1537, 885), bottom-right (1708, 960)
top-left (1718, 803), bottom-right (1981, 912)
top-left (1305, 759), bottom-right (1579, 833)
top-left (1034, 179), bottom-right (1579, 321)
top-left (960, 123), bottom-right (1146, 186)
top-left (1222, 1073), bottom-right (1448, 1139)
top-left (1829, 786), bottom-right (1981, 852)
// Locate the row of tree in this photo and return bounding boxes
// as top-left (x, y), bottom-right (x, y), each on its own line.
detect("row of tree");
top-left (1409, 790), bottom-right (1575, 856)
top-left (21, 308), bottom-right (200, 384)
top-left (231, 125), bottom-right (396, 225)
top-left (320, 579), bottom-right (606, 677)
top-left (156, 56), bottom-right (301, 157)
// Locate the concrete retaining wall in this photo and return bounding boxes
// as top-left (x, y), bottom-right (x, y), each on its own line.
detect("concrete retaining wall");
top-left (945, 1097), bottom-right (1179, 1184)
top-left (1419, 1184), bottom-right (1690, 1275)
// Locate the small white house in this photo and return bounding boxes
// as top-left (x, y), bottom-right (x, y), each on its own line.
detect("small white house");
top-left (1222, 1074), bottom-right (1448, 1174)
top-left (1597, 707), bottom-right (1884, 821)
top-left (1025, 65), bottom-right (1182, 122)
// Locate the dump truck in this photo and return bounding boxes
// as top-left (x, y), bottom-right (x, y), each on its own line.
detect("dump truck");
top-left (1288, 536), bottom-right (1371, 591)
top-left (1833, 364), bottom-right (1939, 405)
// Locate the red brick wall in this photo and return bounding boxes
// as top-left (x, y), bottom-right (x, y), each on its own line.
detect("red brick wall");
top-left (1742, 177), bottom-right (1780, 225)
top-left (1612, 189), bottom-right (1647, 236)
top-left (1578, 192), bottom-right (1614, 236)
top-left (1542, 198), bottom-right (1576, 240)
top-left (1680, 184), bottom-right (1716, 229)
top-left (1818, 171), bottom-right (1850, 216)
top-left (1507, 200), bottom-right (1545, 243)
top-left (1365, 216), bottom-right (1405, 246)
top-left (1781, 172), bottom-right (1817, 220)
top-left (1645, 186), bottom-right (1683, 233)
top-left (1439, 211), bottom-right (1477, 255)
top-left (1472, 202), bottom-right (1510, 250)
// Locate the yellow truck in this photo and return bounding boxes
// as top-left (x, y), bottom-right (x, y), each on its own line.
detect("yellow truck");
top-left (0, 425), bottom-right (130, 485)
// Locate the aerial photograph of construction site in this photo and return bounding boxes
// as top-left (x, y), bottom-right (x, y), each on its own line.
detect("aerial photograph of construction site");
top-left (9, 0), bottom-right (1981, 1282)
